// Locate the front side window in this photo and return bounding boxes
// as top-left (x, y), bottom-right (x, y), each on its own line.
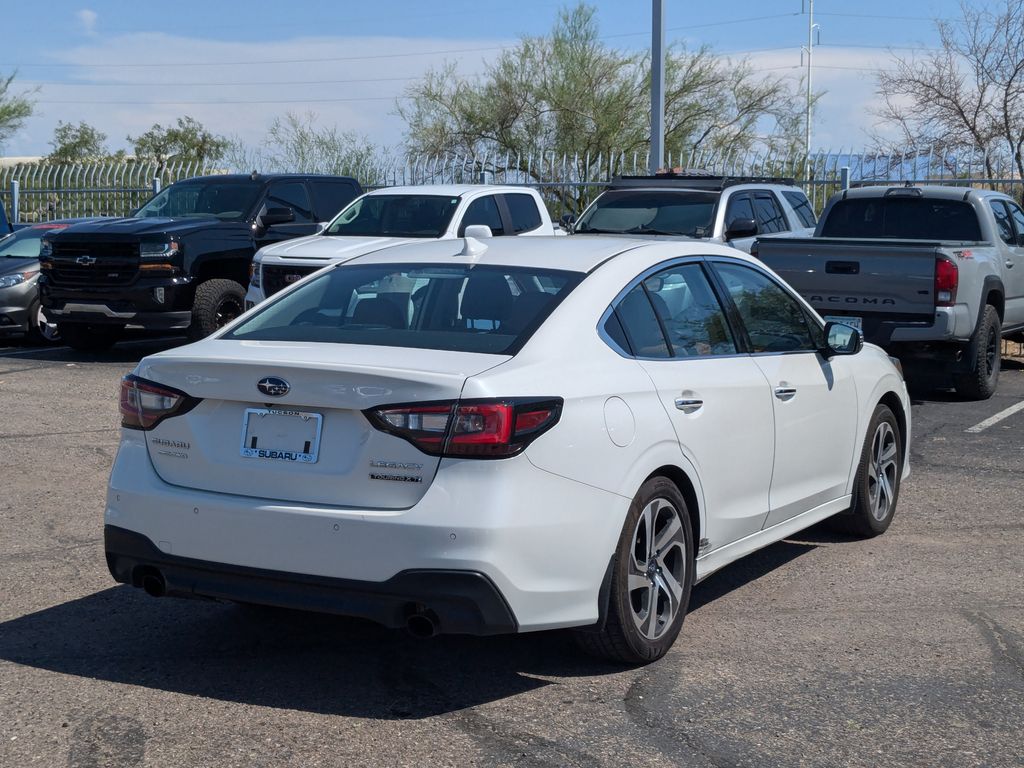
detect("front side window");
top-left (265, 182), bottom-right (313, 222)
top-left (225, 263), bottom-right (582, 354)
top-left (325, 195), bottom-right (460, 238)
top-left (753, 194), bottom-right (787, 234)
top-left (643, 264), bottom-right (737, 356)
top-left (308, 180), bottom-right (360, 221)
top-left (712, 262), bottom-right (818, 353)
top-left (460, 196), bottom-right (505, 236)
top-left (724, 193), bottom-right (756, 226)
top-left (576, 190), bottom-right (718, 237)
top-left (990, 200), bottom-right (1015, 245)
top-left (135, 180), bottom-right (262, 221)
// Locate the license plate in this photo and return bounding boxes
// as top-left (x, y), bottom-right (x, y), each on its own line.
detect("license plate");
top-left (240, 408), bottom-right (322, 463)
top-left (823, 314), bottom-right (863, 331)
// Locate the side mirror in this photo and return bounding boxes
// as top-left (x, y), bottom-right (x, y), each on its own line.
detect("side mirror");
top-left (725, 217), bottom-right (758, 240)
top-left (559, 213), bottom-right (576, 232)
top-left (823, 321), bottom-right (863, 356)
top-left (463, 224), bottom-right (493, 239)
top-left (253, 205), bottom-right (295, 237)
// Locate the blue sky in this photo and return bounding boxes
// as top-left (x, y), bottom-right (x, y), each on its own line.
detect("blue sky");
top-left (0, 0), bottom-right (966, 157)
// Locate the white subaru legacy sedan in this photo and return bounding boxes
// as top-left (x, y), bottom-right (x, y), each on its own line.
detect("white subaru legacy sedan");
top-left (107, 236), bottom-right (910, 663)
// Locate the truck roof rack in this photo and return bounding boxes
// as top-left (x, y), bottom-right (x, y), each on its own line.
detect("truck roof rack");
top-left (609, 170), bottom-right (796, 191)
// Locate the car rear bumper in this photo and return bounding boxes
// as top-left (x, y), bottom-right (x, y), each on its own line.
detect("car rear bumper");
top-left (105, 431), bottom-right (627, 633)
top-left (104, 524), bottom-right (517, 635)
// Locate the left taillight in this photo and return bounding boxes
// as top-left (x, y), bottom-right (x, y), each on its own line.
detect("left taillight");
top-left (365, 398), bottom-right (563, 459)
top-left (119, 375), bottom-right (199, 430)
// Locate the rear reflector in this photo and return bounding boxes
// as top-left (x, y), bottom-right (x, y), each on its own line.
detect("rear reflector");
top-left (365, 398), bottom-right (563, 459)
top-left (120, 375), bottom-right (200, 430)
top-left (935, 257), bottom-right (958, 306)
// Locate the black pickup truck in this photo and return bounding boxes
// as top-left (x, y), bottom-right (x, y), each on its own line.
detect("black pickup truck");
top-left (38, 173), bottom-right (361, 350)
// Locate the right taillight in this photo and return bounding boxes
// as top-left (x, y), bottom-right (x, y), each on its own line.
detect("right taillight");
top-left (120, 375), bottom-right (199, 430)
top-left (365, 398), bottom-right (563, 459)
top-left (935, 257), bottom-right (958, 306)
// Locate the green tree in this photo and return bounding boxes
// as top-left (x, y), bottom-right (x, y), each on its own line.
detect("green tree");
top-left (399, 3), bottom-right (808, 211)
top-left (0, 71), bottom-right (35, 149)
top-left (875, 0), bottom-right (1024, 179)
top-left (47, 121), bottom-right (109, 163)
top-left (129, 116), bottom-right (229, 172)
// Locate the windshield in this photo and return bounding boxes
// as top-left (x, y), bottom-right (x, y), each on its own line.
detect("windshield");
top-left (135, 180), bottom-right (262, 221)
top-left (821, 198), bottom-right (983, 240)
top-left (324, 194), bottom-right (460, 238)
top-left (575, 190), bottom-right (718, 237)
top-left (0, 227), bottom-right (61, 258)
top-left (225, 262), bottom-right (583, 354)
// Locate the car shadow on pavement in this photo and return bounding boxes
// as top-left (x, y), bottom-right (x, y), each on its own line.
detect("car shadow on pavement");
top-left (0, 335), bottom-right (187, 364)
top-left (689, 539), bottom-right (817, 612)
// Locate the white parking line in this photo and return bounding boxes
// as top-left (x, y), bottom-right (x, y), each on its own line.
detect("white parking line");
top-left (965, 400), bottom-right (1024, 433)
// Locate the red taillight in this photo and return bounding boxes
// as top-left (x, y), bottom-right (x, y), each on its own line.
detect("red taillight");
top-left (119, 375), bottom-right (198, 430)
top-left (935, 257), bottom-right (958, 306)
top-left (365, 398), bottom-right (563, 459)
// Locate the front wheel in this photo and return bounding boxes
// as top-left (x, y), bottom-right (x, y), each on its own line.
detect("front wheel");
top-left (27, 302), bottom-right (61, 345)
top-left (189, 279), bottom-right (246, 340)
top-left (574, 476), bottom-right (694, 664)
top-left (832, 404), bottom-right (903, 537)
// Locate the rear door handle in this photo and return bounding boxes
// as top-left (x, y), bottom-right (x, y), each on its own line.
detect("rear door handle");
top-left (1006, 260), bottom-right (1015, 269)
top-left (774, 387), bottom-right (797, 401)
top-left (674, 397), bottom-right (704, 414)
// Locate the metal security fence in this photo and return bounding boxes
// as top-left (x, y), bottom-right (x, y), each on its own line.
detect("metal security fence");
top-left (0, 161), bottom-right (224, 223)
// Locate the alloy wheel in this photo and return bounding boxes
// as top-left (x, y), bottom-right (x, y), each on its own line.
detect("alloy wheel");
top-left (867, 422), bottom-right (899, 521)
top-left (215, 298), bottom-right (244, 328)
top-left (628, 497), bottom-right (687, 640)
top-left (36, 305), bottom-right (60, 342)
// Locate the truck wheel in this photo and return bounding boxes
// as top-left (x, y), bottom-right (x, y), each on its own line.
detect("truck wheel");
top-left (953, 305), bottom-right (1001, 400)
top-left (190, 279), bottom-right (246, 340)
top-left (58, 323), bottom-right (122, 352)
top-left (830, 404), bottom-right (902, 538)
top-left (26, 301), bottom-right (61, 345)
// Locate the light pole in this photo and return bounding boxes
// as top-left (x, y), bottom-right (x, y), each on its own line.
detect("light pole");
top-left (802, 0), bottom-right (820, 175)
top-left (650, 0), bottom-right (665, 174)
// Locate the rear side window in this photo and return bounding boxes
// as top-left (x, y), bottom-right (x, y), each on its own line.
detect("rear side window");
top-left (266, 181), bottom-right (313, 222)
top-left (753, 194), bottom-right (787, 233)
top-left (782, 190), bottom-right (817, 227)
top-left (821, 198), bottom-right (982, 240)
top-left (643, 264), bottom-right (737, 356)
top-left (1006, 201), bottom-right (1024, 246)
top-left (990, 201), bottom-right (1015, 245)
top-left (309, 180), bottom-right (360, 221)
top-left (460, 196), bottom-right (505, 236)
top-left (225, 263), bottom-right (582, 354)
top-left (504, 193), bottom-right (543, 233)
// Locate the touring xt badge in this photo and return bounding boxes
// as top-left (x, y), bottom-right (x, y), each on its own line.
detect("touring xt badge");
top-left (369, 459), bottom-right (424, 483)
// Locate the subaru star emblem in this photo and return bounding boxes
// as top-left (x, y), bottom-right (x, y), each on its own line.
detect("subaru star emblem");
top-left (76, 255), bottom-right (97, 266)
top-left (257, 376), bottom-right (290, 397)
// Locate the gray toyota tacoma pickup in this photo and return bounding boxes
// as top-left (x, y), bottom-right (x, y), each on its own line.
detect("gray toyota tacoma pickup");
top-left (753, 185), bottom-right (1024, 399)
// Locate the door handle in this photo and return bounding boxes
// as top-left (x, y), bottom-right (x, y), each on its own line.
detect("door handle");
top-left (674, 397), bottom-right (704, 414)
top-left (774, 386), bottom-right (797, 401)
top-left (1006, 260), bottom-right (1015, 269)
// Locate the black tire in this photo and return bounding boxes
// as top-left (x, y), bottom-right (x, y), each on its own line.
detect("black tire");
top-left (574, 476), bottom-right (694, 664)
top-left (58, 322), bottom-right (122, 352)
top-left (26, 301), bottom-right (61, 345)
top-left (831, 404), bottom-right (903, 538)
top-left (953, 305), bottom-right (1001, 400)
top-left (190, 279), bottom-right (246, 340)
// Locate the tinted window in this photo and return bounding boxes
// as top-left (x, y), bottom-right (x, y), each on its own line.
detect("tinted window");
top-left (612, 284), bottom-right (670, 358)
top-left (135, 180), bottom-right (262, 220)
top-left (266, 182), bottom-right (313, 222)
top-left (643, 264), bottom-right (737, 356)
top-left (990, 200), bottom-right (1015, 245)
top-left (461, 196), bottom-right (505, 235)
top-left (713, 263), bottom-right (817, 353)
top-left (753, 194), bottom-right (787, 233)
top-left (308, 180), bottom-right (360, 221)
top-left (821, 198), bottom-right (982, 240)
top-left (1006, 201), bottom-right (1024, 246)
top-left (326, 195), bottom-right (460, 238)
top-left (576, 190), bottom-right (717, 237)
top-left (504, 193), bottom-right (543, 233)
top-left (782, 190), bottom-right (817, 227)
top-left (225, 263), bottom-right (581, 354)
top-left (725, 193), bottom-right (756, 225)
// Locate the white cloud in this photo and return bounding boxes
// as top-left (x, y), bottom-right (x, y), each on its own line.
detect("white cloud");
top-left (76, 9), bottom-right (98, 37)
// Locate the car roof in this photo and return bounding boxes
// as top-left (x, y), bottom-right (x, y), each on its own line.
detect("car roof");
top-left (344, 235), bottom-right (753, 273)
top-left (364, 184), bottom-right (537, 198)
top-left (182, 174), bottom-right (359, 184)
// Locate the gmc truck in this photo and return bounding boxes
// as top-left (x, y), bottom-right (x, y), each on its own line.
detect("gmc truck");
top-left (38, 173), bottom-right (362, 351)
top-left (247, 184), bottom-right (557, 304)
top-left (565, 171), bottom-right (817, 252)
top-left (753, 185), bottom-right (1024, 399)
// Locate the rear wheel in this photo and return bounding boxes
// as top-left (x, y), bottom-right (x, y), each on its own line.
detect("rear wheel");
top-left (831, 404), bottom-right (902, 537)
top-left (953, 305), bottom-right (1000, 400)
top-left (574, 477), bottom-right (693, 664)
top-left (26, 302), bottom-right (61, 345)
top-left (190, 279), bottom-right (246, 340)
top-left (58, 322), bottom-right (122, 351)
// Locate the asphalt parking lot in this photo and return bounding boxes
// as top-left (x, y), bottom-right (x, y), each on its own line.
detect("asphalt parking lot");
top-left (1, 338), bottom-right (1022, 768)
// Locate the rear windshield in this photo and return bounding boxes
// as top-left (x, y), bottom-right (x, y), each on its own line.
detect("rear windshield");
top-left (821, 197), bottom-right (983, 240)
top-left (225, 262), bottom-right (583, 354)
top-left (325, 195), bottom-right (460, 238)
top-left (575, 190), bottom-right (718, 237)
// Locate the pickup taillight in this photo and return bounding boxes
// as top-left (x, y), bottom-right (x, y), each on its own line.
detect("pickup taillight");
top-left (935, 257), bottom-right (958, 306)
